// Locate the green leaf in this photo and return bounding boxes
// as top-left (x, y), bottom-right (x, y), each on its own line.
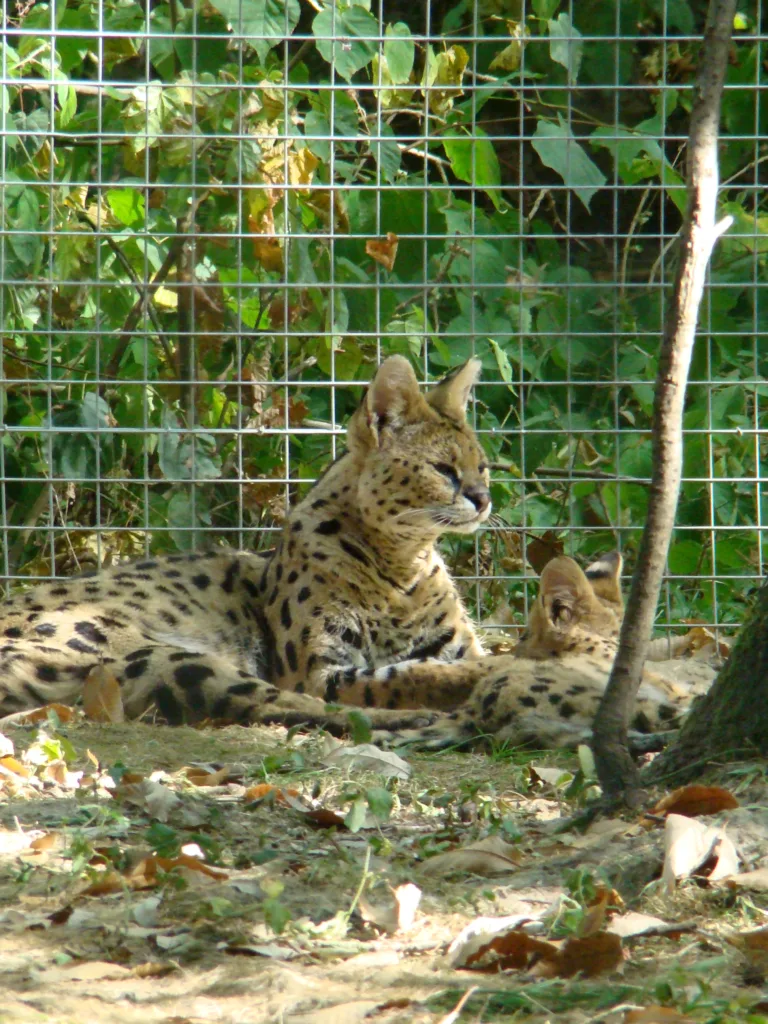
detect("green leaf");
top-left (107, 187), bottom-right (146, 229)
top-left (344, 796), bottom-right (367, 833)
top-left (371, 122), bottom-right (401, 183)
top-left (533, 0), bottom-right (560, 17)
top-left (346, 710), bottom-right (373, 745)
top-left (56, 81), bottom-right (77, 128)
top-left (365, 786), bottom-right (393, 822)
top-left (488, 338), bottom-right (516, 392)
top-left (313, 5), bottom-right (378, 82)
top-left (158, 410), bottom-right (222, 481)
top-left (531, 117), bottom-right (606, 211)
top-left (209, 0), bottom-right (300, 63)
top-left (667, 540), bottom-right (703, 577)
top-left (548, 13), bottom-right (582, 85)
top-left (263, 897), bottom-right (292, 935)
top-left (442, 129), bottom-right (503, 210)
top-left (383, 22), bottom-right (414, 83)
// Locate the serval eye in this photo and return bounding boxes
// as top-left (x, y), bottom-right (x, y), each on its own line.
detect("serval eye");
top-left (478, 463), bottom-right (488, 474)
top-left (432, 462), bottom-right (460, 486)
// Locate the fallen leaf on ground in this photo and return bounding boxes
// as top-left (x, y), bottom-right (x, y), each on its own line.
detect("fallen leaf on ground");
top-left (652, 784), bottom-right (738, 818)
top-left (116, 778), bottom-right (181, 822)
top-left (624, 1007), bottom-right (695, 1024)
top-left (446, 914), bottom-right (546, 968)
top-left (358, 882), bottom-right (421, 934)
top-left (0, 703), bottom-right (75, 727)
top-left (608, 912), bottom-right (683, 939)
top-left (661, 813), bottom-right (738, 890)
top-left (0, 755), bottom-right (31, 778)
top-left (321, 743), bottom-right (411, 780)
top-left (725, 925), bottom-right (768, 970)
top-left (82, 665), bottom-right (125, 723)
top-left (421, 835), bottom-right (522, 877)
top-left (184, 765), bottom-right (235, 787)
top-left (244, 782), bottom-right (300, 803)
top-left (529, 764), bottom-right (573, 787)
top-left (720, 868), bottom-right (768, 891)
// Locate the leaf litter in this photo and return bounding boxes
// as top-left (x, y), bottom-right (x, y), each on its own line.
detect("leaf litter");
top-left (0, 715), bottom-right (768, 1022)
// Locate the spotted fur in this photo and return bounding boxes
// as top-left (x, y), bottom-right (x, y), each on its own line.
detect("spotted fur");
top-left (0, 357), bottom-right (693, 747)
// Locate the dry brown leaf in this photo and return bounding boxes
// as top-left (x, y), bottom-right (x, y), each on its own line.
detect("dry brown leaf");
top-left (608, 912), bottom-right (676, 939)
top-left (463, 928), bottom-right (557, 973)
top-left (625, 1007), bottom-right (695, 1024)
top-left (578, 888), bottom-right (611, 937)
top-left (661, 813), bottom-right (722, 890)
top-left (365, 232), bottom-right (399, 272)
top-left (0, 755), bottom-right (31, 778)
top-left (721, 868), bottom-right (768, 891)
top-left (358, 882), bottom-right (422, 935)
top-left (421, 835), bottom-right (522, 877)
top-left (304, 807), bottom-right (347, 828)
top-left (243, 783), bottom-right (300, 803)
top-left (30, 833), bottom-right (57, 853)
top-left (185, 766), bottom-right (234, 787)
top-left (652, 784), bottom-right (738, 818)
top-left (549, 932), bottom-right (624, 978)
top-left (0, 703), bottom-right (76, 727)
top-left (82, 665), bottom-right (125, 723)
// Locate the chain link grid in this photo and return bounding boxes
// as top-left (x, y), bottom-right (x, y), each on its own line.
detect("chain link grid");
top-left (1, 1), bottom-right (764, 641)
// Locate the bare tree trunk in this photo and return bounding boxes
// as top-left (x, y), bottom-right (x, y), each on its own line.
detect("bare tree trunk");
top-left (591, 0), bottom-right (736, 805)
top-left (645, 581), bottom-right (768, 783)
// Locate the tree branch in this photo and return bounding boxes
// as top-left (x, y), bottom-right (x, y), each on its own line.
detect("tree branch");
top-left (591, 0), bottom-right (736, 804)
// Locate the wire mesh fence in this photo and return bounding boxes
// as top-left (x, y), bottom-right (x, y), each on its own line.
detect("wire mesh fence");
top-left (1, 0), bottom-right (765, 638)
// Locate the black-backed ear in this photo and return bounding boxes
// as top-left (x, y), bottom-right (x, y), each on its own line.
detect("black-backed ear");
top-left (538, 556), bottom-right (592, 627)
top-left (425, 359), bottom-right (481, 422)
top-left (584, 550), bottom-right (623, 608)
top-left (347, 356), bottom-right (424, 451)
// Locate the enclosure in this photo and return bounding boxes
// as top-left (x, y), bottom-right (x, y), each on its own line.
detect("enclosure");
top-left (2, 0), bottom-right (766, 639)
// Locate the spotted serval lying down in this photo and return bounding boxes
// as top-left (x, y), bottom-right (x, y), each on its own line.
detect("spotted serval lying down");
top-left (0, 356), bottom-right (696, 748)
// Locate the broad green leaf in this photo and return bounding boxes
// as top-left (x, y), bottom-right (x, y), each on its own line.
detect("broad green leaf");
top-left (533, 0), bottom-right (560, 18)
top-left (263, 898), bottom-right (291, 935)
top-left (442, 129), bottom-right (503, 210)
top-left (107, 187), bottom-right (146, 228)
top-left (56, 81), bottom-right (77, 128)
top-left (347, 711), bottom-right (372, 745)
top-left (167, 490), bottom-right (212, 551)
top-left (365, 786), bottom-right (393, 822)
top-left (313, 5), bottom-right (378, 82)
top-left (548, 13), bottom-right (582, 85)
top-left (210, 0), bottom-right (300, 63)
top-left (384, 22), bottom-right (414, 83)
top-left (667, 540), bottom-right (703, 577)
top-left (371, 122), bottom-right (401, 183)
top-left (488, 338), bottom-right (516, 392)
top-left (531, 117), bottom-right (605, 211)
top-left (344, 797), bottom-right (367, 833)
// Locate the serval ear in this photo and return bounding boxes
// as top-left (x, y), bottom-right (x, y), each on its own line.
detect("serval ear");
top-left (347, 356), bottom-right (425, 450)
top-left (538, 556), bottom-right (594, 628)
top-left (425, 359), bottom-right (481, 422)
top-left (584, 550), bottom-right (624, 611)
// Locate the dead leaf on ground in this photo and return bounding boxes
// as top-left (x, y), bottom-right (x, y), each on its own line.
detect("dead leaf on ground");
top-left (549, 932), bottom-right (624, 978)
top-left (446, 913), bottom-right (548, 968)
top-left (115, 778), bottom-right (181, 823)
top-left (652, 784), bottom-right (738, 818)
top-left (184, 765), bottom-right (236, 787)
top-left (243, 782), bottom-right (300, 803)
top-left (365, 232), bottom-right (399, 272)
top-left (624, 1007), bottom-right (695, 1024)
top-left (84, 852), bottom-right (227, 896)
top-left (661, 813), bottom-right (739, 890)
top-left (720, 868), bottom-right (768, 891)
top-left (0, 755), bottom-right (31, 778)
top-left (358, 882), bottom-right (422, 935)
top-left (0, 703), bottom-right (76, 727)
top-left (421, 835), bottom-right (522, 877)
top-left (321, 743), bottom-right (411, 780)
top-left (608, 912), bottom-right (685, 939)
top-left (82, 665), bottom-right (125, 723)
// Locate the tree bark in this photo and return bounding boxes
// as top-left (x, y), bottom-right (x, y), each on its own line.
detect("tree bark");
top-left (591, 0), bottom-right (736, 804)
top-left (645, 582), bottom-right (768, 783)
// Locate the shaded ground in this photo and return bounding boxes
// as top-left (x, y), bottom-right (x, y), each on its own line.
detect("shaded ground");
top-left (1, 715), bottom-right (767, 1024)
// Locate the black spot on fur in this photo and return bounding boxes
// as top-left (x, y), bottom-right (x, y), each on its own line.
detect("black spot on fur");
top-left (548, 693), bottom-right (562, 705)
top-left (312, 552), bottom-right (328, 562)
top-left (154, 685), bottom-right (185, 725)
top-left (4, 627), bottom-right (23, 639)
top-left (136, 560), bottom-right (158, 570)
top-left (325, 674), bottom-right (340, 702)
top-left (409, 628), bottom-right (456, 661)
top-left (243, 578), bottom-right (259, 598)
top-left (518, 695), bottom-right (538, 707)
top-left (228, 681), bottom-right (259, 696)
top-left (287, 570), bottom-right (299, 584)
top-left (126, 647), bottom-right (156, 661)
top-left (559, 701), bottom-right (577, 719)
top-left (75, 621), bottom-right (108, 645)
top-left (226, 609), bottom-right (239, 624)
top-left (339, 539), bottom-right (369, 565)
top-left (340, 628), bottom-right (363, 650)
top-left (67, 638), bottom-right (99, 655)
top-left (164, 570), bottom-right (182, 579)
top-left (315, 518), bottom-right (341, 535)
top-left (49, 587), bottom-right (69, 596)
top-left (363, 685), bottom-right (375, 707)
top-left (36, 664), bottom-right (58, 683)
top-left (222, 560), bottom-right (240, 594)
top-left (191, 573), bottom-right (211, 590)
top-left (159, 610), bottom-right (179, 627)
top-left (125, 659), bottom-right (149, 679)
top-left (482, 690), bottom-right (499, 711)
top-left (168, 651), bottom-right (197, 662)
top-left (285, 640), bottom-right (298, 673)
top-left (281, 599), bottom-right (292, 630)
top-left (311, 499), bottom-right (327, 509)
top-left (174, 663), bottom-right (215, 689)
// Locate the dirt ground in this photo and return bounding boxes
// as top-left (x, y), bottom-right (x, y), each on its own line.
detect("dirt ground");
top-left (1, 714), bottom-right (767, 1024)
